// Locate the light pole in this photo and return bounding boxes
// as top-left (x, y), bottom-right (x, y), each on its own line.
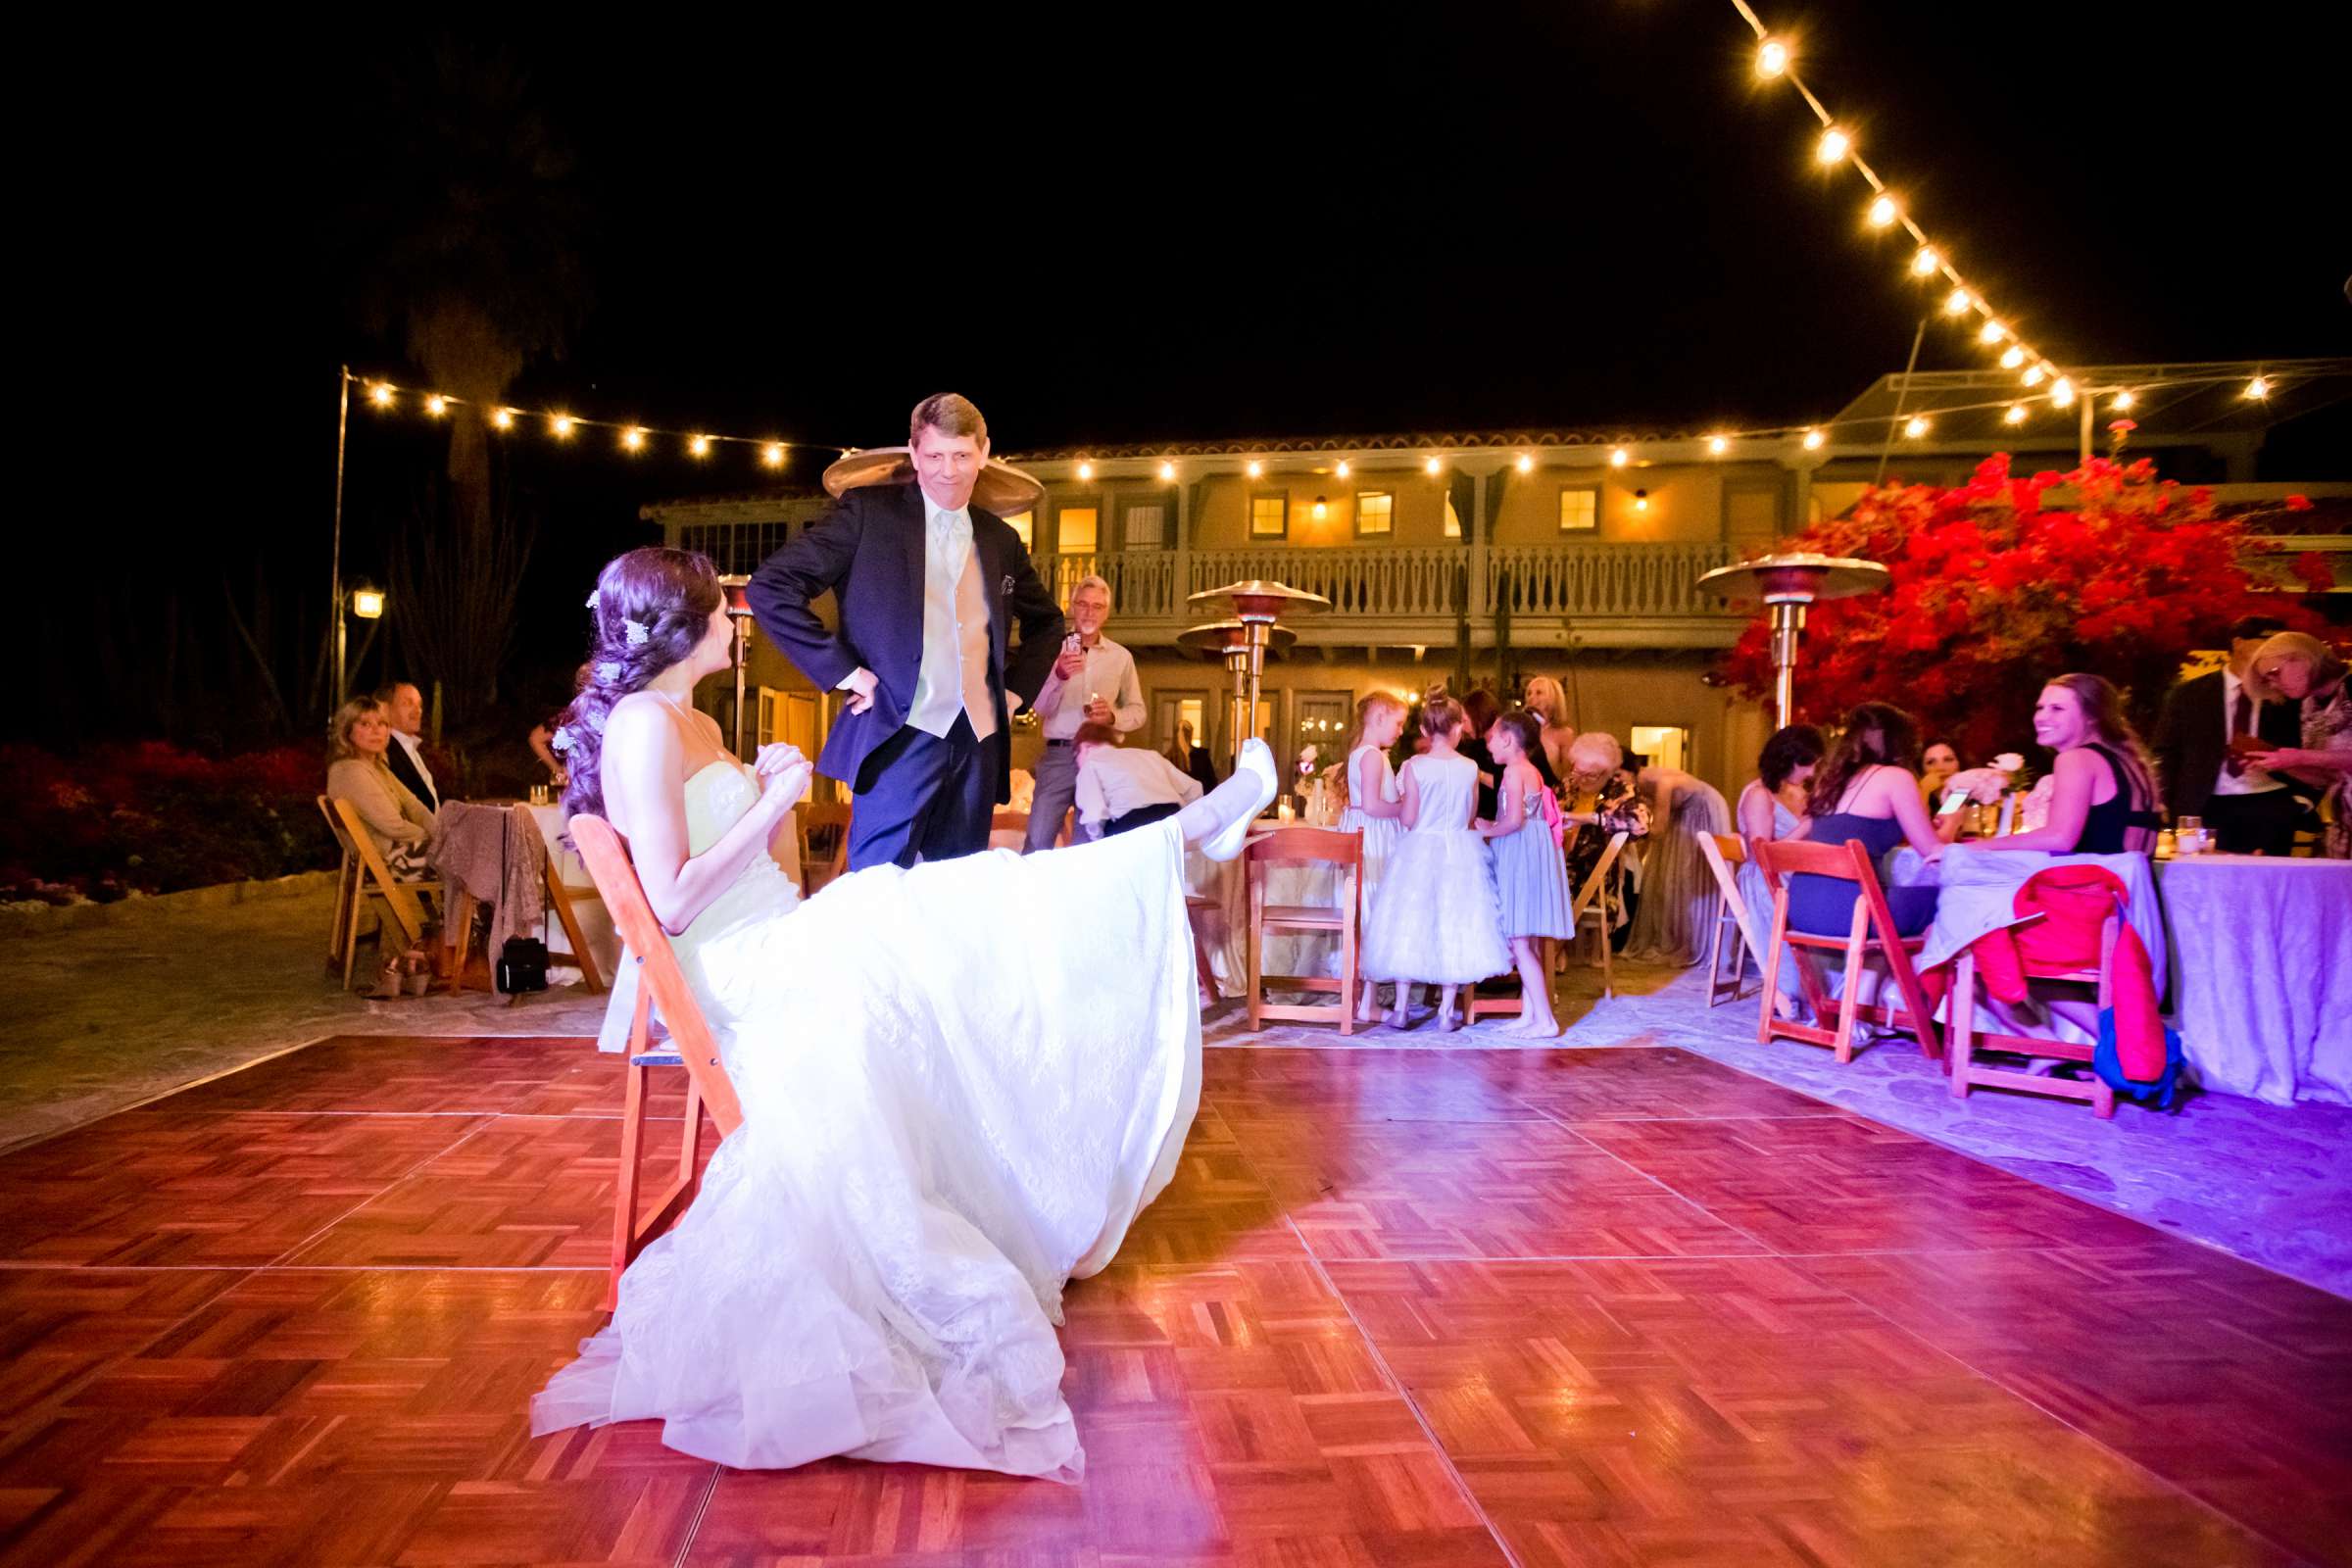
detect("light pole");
top-left (329, 365), bottom-right (351, 708)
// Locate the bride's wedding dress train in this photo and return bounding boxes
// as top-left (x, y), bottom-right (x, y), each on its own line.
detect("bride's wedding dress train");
top-left (531, 760), bottom-right (1204, 1479)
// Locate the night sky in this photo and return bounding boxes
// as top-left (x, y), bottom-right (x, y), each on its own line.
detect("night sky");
top-left (29, 0), bottom-right (2351, 739)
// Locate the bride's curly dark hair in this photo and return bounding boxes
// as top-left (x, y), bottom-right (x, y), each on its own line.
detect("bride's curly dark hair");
top-left (558, 547), bottom-right (723, 823)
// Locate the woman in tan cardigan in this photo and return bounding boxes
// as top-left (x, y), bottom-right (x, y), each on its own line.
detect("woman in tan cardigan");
top-left (327, 696), bottom-right (438, 877)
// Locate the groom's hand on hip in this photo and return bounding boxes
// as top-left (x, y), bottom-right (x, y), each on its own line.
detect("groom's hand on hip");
top-left (839, 667), bottom-right (879, 715)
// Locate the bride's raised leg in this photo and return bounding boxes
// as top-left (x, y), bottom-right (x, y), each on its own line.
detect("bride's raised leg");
top-left (1175, 740), bottom-right (1280, 860)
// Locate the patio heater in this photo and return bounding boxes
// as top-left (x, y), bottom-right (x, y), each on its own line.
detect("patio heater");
top-left (717, 575), bottom-right (755, 757)
top-left (1693, 554), bottom-right (1889, 729)
top-left (1184, 580), bottom-right (1331, 772)
top-left (1177, 618), bottom-right (1298, 768)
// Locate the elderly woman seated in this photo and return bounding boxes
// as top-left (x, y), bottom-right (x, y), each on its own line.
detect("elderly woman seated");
top-left (1559, 731), bottom-right (1650, 928)
top-left (326, 695), bottom-right (439, 993)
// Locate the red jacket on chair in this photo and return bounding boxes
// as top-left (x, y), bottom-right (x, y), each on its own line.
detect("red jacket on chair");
top-left (1964, 864), bottom-right (2167, 1083)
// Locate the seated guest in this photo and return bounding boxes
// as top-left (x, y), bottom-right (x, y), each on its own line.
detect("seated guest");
top-left (2154, 614), bottom-right (2300, 856)
top-left (1788, 703), bottom-right (1953, 939)
top-left (326, 696), bottom-right (438, 996)
top-left (373, 681), bottom-right (440, 812)
top-left (1625, 762), bottom-right (1733, 965)
top-left (1919, 739), bottom-right (1961, 808)
top-left (2247, 632), bottom-right (2352, 858)
top-left (1074, 721), bottom-right (1202, 840)
top-left (1977, 674), bottom-right (2161, 857)
top-left (1737, 722), bottom-right (1826, 920)
top-left (1559, 731), bottom-right (1649, 923)
top-left (1165, 718), bottom-right (1220, 796)
top-left (529, 665), bottom-right (588, 788)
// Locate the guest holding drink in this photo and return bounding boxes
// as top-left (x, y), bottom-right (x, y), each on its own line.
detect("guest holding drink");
top-left (1361, 697), bottom-right (1509, 1032)
top-left (1478, 710), bottom-right (1574, 1038)
top-left (2247, 632), bottom-right (2352, 858)
top-left (1975, 675), bottom-right (2161, 857)
top-left (1341, 692), bottom-right (1409, 1024)
top-left (1025, 575), bottom-right (1145, 853)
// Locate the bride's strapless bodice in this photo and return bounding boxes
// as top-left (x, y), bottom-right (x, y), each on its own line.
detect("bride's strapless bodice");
top-left (678, 760), bottom-right (800, 950)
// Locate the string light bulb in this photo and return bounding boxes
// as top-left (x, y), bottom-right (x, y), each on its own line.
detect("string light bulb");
top-left (1707, 435), bottom-right (1729, 456)
top-left (1756, 37), bottom-right (1788, 77)
top-left (1423, 456), bottom-right (1443, 475)
top-left (1910, 246), bottom-right (1940, 277)
top-left (550, 414), bottom-right (575, 439)
top-left (1816, 127), bottom-right (1849, 164)
top-left (2245, 375), bottom-right (2270, 400)
top-left (2023, 364), bottom-right (2046, 387)
top-left (761, 442), bottom-right (786, 467)
top-left (1076, 461), bottom-right (1095, 481)
top-left (490, 408), bottom-right (515, 430)
top-left (2049, 377), bottom-right (2076, 409)
top-left (1867, 195), bottom-right (1899, 228)
top-left (688, 434), bottom-right (711, 458)
top-left (1516, 453), bottom-right (1534, 473)
top-left (1903, 415), bottom-right (1931, 439)
top-left (366, 382), bottom-right (393, 408)
top-left (1979, 319), bottom-right (2006, 346)
top-left (1335, 460), bottom-right (1350, 478)
top-left (2112, 390), bottom-right (2135, 412)
top-left (423, 394), bottom-right (447, 417)
top-left (1801, 428), bottom-right (1825, 451)
top-left (1246, 460), bottom-right (1263, 478)
top-left (1943, 288), bottom-right (1973, 317)
top-left (2004, 403), bottom-right (2028, 424)
top-left (1999, 345), bottom-right (2025, 369)
top-left (620, 426), bottom-right (646, 453)
top-left (1609, 447), bottom-right (1630, 467)
top-left (1158, 460), bottom-right (1176, 481)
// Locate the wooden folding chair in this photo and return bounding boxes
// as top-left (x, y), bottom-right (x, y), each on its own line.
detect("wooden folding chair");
top-left (568, 814), bottom-right (748, 1311)
top-left (1184, 892), bottom-right (1223, 1003)
top-left (1564, 830), bottom-right (1631, 999)
top-left (1948, 904), bottom-right (2121, 1118)
top-left (317, 795), bottom-right (360, 974)
top-left (796, 802), bottom-right (853, 895)
top-left (1245, 826), bottom-right (1363, 1035)
top-left (322, 798), bottom-right (442, 991)
top-left (1699, 832), bottom-right (1761, 1008)
top-left (1750, 836), bottom-right (1942, 1064)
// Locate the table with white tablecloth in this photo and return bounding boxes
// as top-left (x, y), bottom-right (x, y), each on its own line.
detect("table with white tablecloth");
top-left (1184, 842), bottom-right (1347, 998)
top-left (2156, 855), bottom-right (2352, 1105)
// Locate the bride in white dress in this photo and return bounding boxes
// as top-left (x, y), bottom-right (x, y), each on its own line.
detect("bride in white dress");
top-left (530, 547), bottom-right (1277, 1482)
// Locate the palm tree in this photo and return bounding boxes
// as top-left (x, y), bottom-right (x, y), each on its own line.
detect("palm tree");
top-left (341, 40), bottom-right (591, 721)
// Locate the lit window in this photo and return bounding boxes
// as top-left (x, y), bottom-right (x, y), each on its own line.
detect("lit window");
top-left (1123, 503), bottom-right (1166, 550)
top-left (1354, 491), bottom-right (1393, 537)
top-left (1002, 511), bottom-right (1033, 549)
top-left (1250, 494), bottom-right (1289, 539)
top-left (1443, 496), bottom-right (1462, 539)
top-left (1558, 487), bottom-right (1598, 533)
top-left (1058, 506), bottom-right (1099, 556)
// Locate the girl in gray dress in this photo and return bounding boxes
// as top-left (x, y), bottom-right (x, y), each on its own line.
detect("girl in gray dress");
top-left (1479, 711), bottom-right (1575, 1037)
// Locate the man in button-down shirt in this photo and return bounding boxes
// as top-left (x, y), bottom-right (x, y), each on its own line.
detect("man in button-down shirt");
top-left (1025, 574), bottom-right (1146, 851)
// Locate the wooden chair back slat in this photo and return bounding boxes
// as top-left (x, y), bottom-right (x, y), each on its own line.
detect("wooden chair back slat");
top-left (1749, 832), bottom-right (1942, 1064)
top-left (326, 797), bottom-right (434, 957)
top-left (568, 814), bottom-right (745, 1138)
top-left (1244, 826), bottom-right (1363, 1035)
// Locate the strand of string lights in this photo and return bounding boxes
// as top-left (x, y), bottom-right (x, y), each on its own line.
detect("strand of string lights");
top-left (347, 370), bottom-right (858, 469)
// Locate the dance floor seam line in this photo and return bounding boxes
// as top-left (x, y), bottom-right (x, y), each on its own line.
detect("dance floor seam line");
top-left (252, 1117), bottom-right (500, 1273)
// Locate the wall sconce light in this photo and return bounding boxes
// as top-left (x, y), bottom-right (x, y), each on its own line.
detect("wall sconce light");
top-left (1312, 495), bottom-right (1328, 520)
top-left (1633, 488), bottom-right (1650, 514)
top-left (350, 581), bottom-right (386, 619)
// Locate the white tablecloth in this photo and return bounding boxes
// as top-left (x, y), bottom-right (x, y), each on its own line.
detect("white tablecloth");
top-left (527, 804), bottom-right (622, 983)
top-left (2157, 855), bottom-right (2352, 1105)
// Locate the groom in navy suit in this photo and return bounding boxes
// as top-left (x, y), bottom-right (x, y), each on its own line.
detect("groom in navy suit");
top-left (748, 393), bottom-right (1063, 871)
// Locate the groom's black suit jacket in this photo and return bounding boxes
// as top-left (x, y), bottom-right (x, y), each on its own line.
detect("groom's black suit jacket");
top-left (747, 480), bottom-right (1063, 805)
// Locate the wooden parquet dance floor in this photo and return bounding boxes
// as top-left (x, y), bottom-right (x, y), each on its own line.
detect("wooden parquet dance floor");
top-left (0, 1036), bottom-right (2344, 1567)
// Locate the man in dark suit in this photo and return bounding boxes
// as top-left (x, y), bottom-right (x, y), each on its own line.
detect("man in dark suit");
top-left (374, 681), bottom-right (440, 813)
top-left (2154, 614), bottom-right (2306, 856)
top-left (748, 393), bottom-right (1063, 871)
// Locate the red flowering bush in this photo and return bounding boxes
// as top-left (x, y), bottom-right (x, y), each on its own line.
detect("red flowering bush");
top-left (0, 742), bottom-right (337, 904)
top-left (1727, 455), bottom-right (2326, 760)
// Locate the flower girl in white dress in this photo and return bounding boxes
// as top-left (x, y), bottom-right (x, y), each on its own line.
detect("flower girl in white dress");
top-left (1339, 692), bottom-right (1407, 1023)
top-left (1359, 696), bottom-right (1509, 1031)
top-left (530, 548), bottom-right (1278, 1481)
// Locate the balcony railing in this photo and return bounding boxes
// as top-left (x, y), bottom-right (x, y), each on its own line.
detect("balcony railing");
top-left (1043, 540), bottom-right (1742, 627)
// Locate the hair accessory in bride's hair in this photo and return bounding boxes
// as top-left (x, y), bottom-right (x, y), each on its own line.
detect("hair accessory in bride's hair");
top-left (623, 618), bottom-right (651, 646)
top-left (550, 727), bottom-right (573, 753)
top-left (595, 661), bottom-right (622, 682)
top-left (584, 589), bottom-right (600, 610)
